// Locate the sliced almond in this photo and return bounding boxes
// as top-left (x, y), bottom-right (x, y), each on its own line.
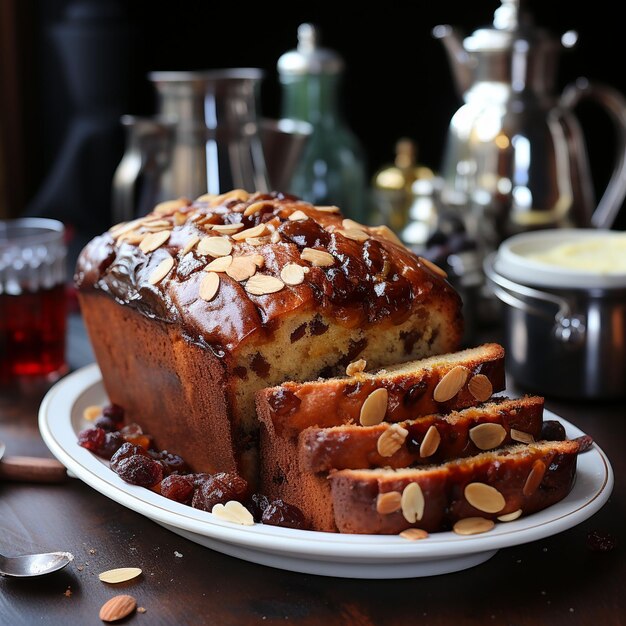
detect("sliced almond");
top-left (401, 482), bottom-right (425, 523)
top-left (314, 205), bottom-right (340, 213)
top-left (511, 429), bottom-right (535, 444)
top-left (453, 517), bottom-right (495, 536)
top-left (301, 247), bottom-right (335, 267)
top-left (468, 374), bottom-right (493, 402)
top-left (199, 272), bottom-right (220, 301)
top-left (99, 594), bottom-right (137, 622)
top-left (464, 482), bottom-right (506, 513)
top-left (244, 274), bottom-right (285, 296)
top-left (419, 424), bottom-right (441, 458)
top-left (197, 236), bottom-right (233, 257)
top-left (210, 223), bottom-right (245, 235)
top-left (280, 263), bottom-right (306, 286)
top-left (523, 459), bottom-right (546, 497)
top-left (376, 491), bottom-right (402, 515)
top-left (154, 198), bottom-right (189, 214)
top-left (497, 509), bottom-right (523, 522)
top-left (110, 218), bottom-right (143, 236)
top-left (204, 255), bottom-right (233, 272)
top-left (98, 567), bottom-right (142, 584)
top-left (181, 235), bottom-right (200, 256)
top-left (232, 223), bottom-right (269, 241)
top-left (226, 256), bottom-right (260, 281)
top-left (342, 218), bottom-right (367, 231)
top-left (173, 211), bottom-right (189, 226)
top-left (212, 189), bottom-right (249, 205)
top-left (433, 366), bottom-right (470, 403)
top-left (345, 358), bottom-right (367, 376)
top-left (370, 224), bottom-right (404, 246)
top-left (83, 405), bottom-right (102, 421)
top-left (469, 423), bottom-right (507, 450)
top-left (245, 236), bottom-right (270, 246)
top-left (359, 388), bottom-right (388, 426)
top-left (116, 230), bottom-right (144, 246)
top-left (377, 423), bottom-right (409, 457)
top-left (211, 500), bottom-right (254, 525)
top-left (418, 255), bottom-right (448, 278)
top-left (243, 201), bottom-right (271, 217)
top-left (148, 255), bottom-right (174, 285)
top-left (141, 218), bottom-right (171, 231)
top-left (338, 228), bottom-right (370, 243)
top-left (139, 230), bottom-right (171, 254)
top-left (399, 528), bottom-right (429, 540)
top-left (288, 210), bottom-right (309, 221)
top-left (195, 193), bottom-right (216, 203)
top-left (270, 230), bottom-right (281, 244)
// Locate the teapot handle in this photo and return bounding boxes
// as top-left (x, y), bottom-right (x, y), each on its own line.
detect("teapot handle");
top-left (560, 77), bottom-right (626, 229)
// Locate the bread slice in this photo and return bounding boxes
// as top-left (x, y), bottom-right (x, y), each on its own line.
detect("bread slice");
top-left (299, 395), bottom-right (544, 473)
top-left (256, 343), bottom-right (506, 530)
top-left (329, 440), bottom-right (580, 534)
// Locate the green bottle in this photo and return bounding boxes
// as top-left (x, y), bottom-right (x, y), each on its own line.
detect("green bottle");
top-left (277, 24), bottom-right (367, 222)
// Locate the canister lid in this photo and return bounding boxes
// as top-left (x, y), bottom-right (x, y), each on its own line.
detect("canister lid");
top-left (277, 23), bottom-right (344, 75)
top-left (493, 229), bottom-right (626, 289)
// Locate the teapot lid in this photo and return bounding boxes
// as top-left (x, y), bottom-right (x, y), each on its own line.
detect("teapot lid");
top-left (277, 23), bottom-right (345, 75)
top-left (463, 0), bottom-right (576, 52)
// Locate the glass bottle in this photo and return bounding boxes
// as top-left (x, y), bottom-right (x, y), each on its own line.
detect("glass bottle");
top-left (277, 24), bottom-right (367, 221)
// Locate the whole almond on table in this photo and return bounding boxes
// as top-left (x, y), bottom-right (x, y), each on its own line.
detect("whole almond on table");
top-left (99, 594), bottom-right (137, 622)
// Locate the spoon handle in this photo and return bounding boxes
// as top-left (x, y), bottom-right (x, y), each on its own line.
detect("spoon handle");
top-left (0, 456), bottom-right (67, 483)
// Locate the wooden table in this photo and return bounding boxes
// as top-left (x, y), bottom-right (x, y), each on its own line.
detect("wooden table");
top-left (1, 315), bottom-right (624, 626)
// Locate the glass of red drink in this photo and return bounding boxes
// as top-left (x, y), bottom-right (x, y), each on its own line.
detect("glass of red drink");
top-left (0, 218), bottom-right (68, 384)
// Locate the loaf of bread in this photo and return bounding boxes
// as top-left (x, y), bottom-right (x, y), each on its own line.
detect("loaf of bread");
top-left (256, 343), bottom-right (507, 530)
top-left (74, 190), bottom-right (463, 485)
top-left (329, 440), bottom-right (580, 534)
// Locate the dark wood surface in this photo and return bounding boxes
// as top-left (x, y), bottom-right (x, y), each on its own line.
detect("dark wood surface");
top-left (1, 315), bottom-right (624, 626)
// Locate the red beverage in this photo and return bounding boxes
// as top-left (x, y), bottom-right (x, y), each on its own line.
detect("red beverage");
top-left (0, 284), bottom-right (67, 382)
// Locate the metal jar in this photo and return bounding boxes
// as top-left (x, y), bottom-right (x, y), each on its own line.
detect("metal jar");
top-left (484, 230), bottom-right (626, 399)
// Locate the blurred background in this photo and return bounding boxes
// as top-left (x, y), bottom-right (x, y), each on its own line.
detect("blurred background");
top-left (1, 0), bottom-right (625, 252)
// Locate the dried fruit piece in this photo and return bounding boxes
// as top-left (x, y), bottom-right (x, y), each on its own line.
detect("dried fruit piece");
top-left (464, 482), bottom-right (506, 513)
top-left (280, 263), bottom-right (306, 286)
top-left (433, 366), bottom-right (469, 402)
top-left (245, 274), bottom-right (285, 295)
top-left (83, 405), bottom-right (102, 422)
top-left (376, 491), bottom-right (402, 515)
top-left (300, 247), bottom-right (335, 267)
top-left (197, 236), bottom-right (232, 257)
top-left (113, 455), bottom-right (163, 487)
top-left (510, 428), bottom-right (535, 444)
top-left (99, 568), bottom-right (142, 584)
top-left (523, 459), bottom-right (546, 496)
top-left (212, 500), bottom-right (255, 525)
top-left (204, 255), bottom-right (233, 272)
top-left (288, 210), bottom-right (309, 221)
top-left (497, 509), bottom-right (523, 522)
top-left (419, 425), bottom-right (441, 458)
top-left (359, 388), bottom-right (388, 426)
top-left (469, 423), bottom-right (507, 450)
top-left (148, 256), bottom-right (174, 285)
top-left (540, 420), bottom-right (566, 441)
top-left (261, 500), bottom-right (308, 529)
top-left (191, 472), bottom-right (248, 511)
top-left (346, 359), bottom-right (367, 376)
top-left (99, 594), bottom-right (137, 622)
top-left (139, 230), bottom-right (171, 254)
top-left (401, 482), bottom-right (425, 523)
top-left (377, 423), bottom-right (409, 457)
top-left (399, 528), bottom-right (429, 541)
top-left (199, 272), bottom-right (220, 301)
top-left (160, 474), bottom-right (194, 504)
top-left (453, 517), bottom-right (495, 536)
top-left (467, 374), bottom-right (493, 402)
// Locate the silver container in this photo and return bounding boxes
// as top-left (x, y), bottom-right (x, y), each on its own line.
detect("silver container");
top-left (484, 229), bottom-right (626, 399)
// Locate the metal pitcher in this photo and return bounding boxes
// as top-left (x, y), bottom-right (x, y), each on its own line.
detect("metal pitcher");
top-left (434, 0), bottom-right (626, 253)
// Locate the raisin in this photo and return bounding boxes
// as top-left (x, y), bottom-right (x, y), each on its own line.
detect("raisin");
top-left (247, 493), bottom-right (271, 522)
top-left (110, 442), bottom-right (151, 472)
top-left (102, 403), bottom-right (125, 423)
top-left (114, 455), bottom-right (163, 487)
top-left (160, 474), bottom-right (195, 504)
top-left (149, 450), bottom-right (189, 476)
top-left (267, 389), bottom-right (301, 416)
top-left (191, 472), bottom-right (249, 512)
top-left (540, 420), bottom-right (566, 441)
top-left (190, 473), bottom-right (213, 488)
top-left (262, 500), bottom-right (308, 530)
top-left (586, 530), bottom-right (617, 552)
top-left (77, 427), bottom-right (106, 453)
top-left (95, 432), bottom-right (125, 460)
top-left (404, 381), bottom-right (428, 406)
top-left (94, 416), bottom-right (118, 432)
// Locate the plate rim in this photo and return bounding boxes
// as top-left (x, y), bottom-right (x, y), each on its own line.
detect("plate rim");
top-left (39, 363), bottom-right (614, 562)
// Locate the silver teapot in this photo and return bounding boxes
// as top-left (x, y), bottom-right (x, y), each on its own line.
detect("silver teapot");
top-left (434, 0), bottom-right (626, 252)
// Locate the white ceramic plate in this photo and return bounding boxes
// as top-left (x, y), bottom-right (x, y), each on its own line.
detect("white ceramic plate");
top-left (39, 364), bottom-right (614, 579)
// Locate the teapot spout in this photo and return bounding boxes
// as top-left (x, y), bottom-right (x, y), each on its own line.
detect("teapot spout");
top-left (432, 24), bottom-right (472, 96)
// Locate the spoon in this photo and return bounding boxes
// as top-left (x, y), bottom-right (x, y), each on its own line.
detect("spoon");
top-left (0, 551), bottom-right (74, 577)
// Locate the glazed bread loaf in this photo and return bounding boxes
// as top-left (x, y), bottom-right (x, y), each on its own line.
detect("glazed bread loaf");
top-left (256, 343), bottom-right (506, 530)
top-left (74, 190), bottom-right (463, 484)
top-left (329, 440), bottom-right (580, 534)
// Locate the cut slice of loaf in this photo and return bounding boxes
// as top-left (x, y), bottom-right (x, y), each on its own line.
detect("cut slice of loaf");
top-left (299, 395), bottom-right (544, 473)
top-left (329, 440), bottom-right (580, 534)
top-left (256, 343), bottom-right (506, 530)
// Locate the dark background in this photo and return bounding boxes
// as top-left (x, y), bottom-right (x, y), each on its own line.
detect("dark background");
top-left (2, 0), bottom-right (626, 235)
